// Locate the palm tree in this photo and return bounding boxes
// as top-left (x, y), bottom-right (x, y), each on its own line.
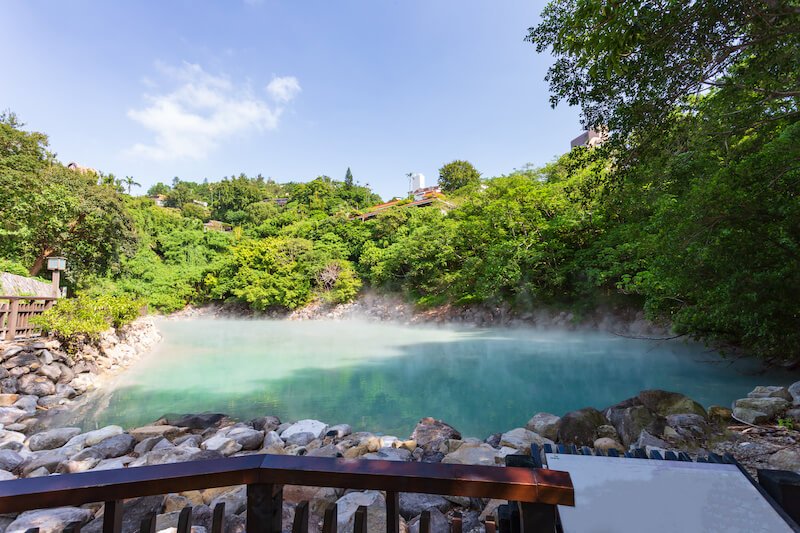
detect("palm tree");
top-left (122, 176), bottom-right (141, 195)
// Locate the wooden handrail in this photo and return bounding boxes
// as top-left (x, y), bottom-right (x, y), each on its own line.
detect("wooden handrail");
top-left (0, 295), bottom-right (58, 341)
top-left (0, 454), bottom-right (574, 532)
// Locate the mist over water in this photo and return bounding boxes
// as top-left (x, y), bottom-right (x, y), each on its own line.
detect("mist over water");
top-left (71, 318), bottom-right (798, 438)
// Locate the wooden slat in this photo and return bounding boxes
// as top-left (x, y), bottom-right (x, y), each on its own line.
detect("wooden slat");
top-left (322, 502), bottom-right (338, 533)
top-left (292, 501), bottom-right (309, 533)
top-left (247, 483), bottom-right (282, 533)
top-left (353, 505), bottom-right (367, 533)
top-left (176, 506), bottom-right (192, 533)
top-left (419, 510), bottom-right (431, 533)
top-left (450, 511), bottom-right (462, 533)
top-left (485, 518), bottom-right (496, 533)
top-left (103, 500), bottom-right (123, 533)
top-left (385, 491), bottom-right (399, 533)
top-left (139, 513), bottom-right (156, 533)
top-left (211, 503), bottom-right (225, 533)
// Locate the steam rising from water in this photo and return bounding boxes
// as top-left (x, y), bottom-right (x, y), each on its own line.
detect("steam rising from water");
top-left (65, 318), bottom-right (798, 437)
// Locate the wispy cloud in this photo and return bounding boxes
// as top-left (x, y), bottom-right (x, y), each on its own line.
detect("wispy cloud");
top-left (127, 62), bottom-right (300, 161)
top-left (267, 76), bottom-right (302, 103)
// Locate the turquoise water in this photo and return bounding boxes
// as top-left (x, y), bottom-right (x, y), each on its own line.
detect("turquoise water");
top-left (71, 318), bottom-right (799, 438)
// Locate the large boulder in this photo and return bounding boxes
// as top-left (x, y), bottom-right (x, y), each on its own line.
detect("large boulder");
top-left (28, 427), bottom-right (82, 451)
top-left (281, 420), bottom-right (327, 440)
top-left (637, 390), bottom-right (707, 419)
top-left (210, 486), bottom-right (247, 515)
top-left (362, 447), bottom-right (412, 462)
top-left (410, 418), bottom-right (461, 454)
top-left (734, 397), bottom-right (789, 420)
top-left (525, 413), bottom-right (560, 441)
top-left (129, 425), bottom-right (185, 442)
top-left (604, 400), bottom-right (665, 447)
top-left (6, 507), bottom-right (93, 533)
top-left (0, 407), bottom-right (26, 425)
top-left (65, 426), bottom-right (124, 449)
top-left (665, 414), bottom-right (709, 443)
top-left (768, 449), bottom-right (800, 473)
top-left (22, 448), bottom-right (72, 476)
top-left (0, 449), bottom-right (24, 472)
top-left (557, 408), bottom-right (608, 446)
top-left (87, 434), bottom-right (136, 459)
top-left (733, 407), bottom-right (771, 425)
top-left (200, 436), bottom-right (241, 456)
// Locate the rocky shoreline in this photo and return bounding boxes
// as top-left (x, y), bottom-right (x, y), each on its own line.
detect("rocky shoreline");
top-left (0, 379), bottom-right (796, 533)
top-left (0, 318), bottom-right (161, 434)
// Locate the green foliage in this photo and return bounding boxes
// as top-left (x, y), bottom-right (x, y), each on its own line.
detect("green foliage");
top-left (437, 160), bottom-right (481, 193)
top-left (0, 258), bottom-right (29, 276)
top-left (31, 294), bottom-right (144, 351)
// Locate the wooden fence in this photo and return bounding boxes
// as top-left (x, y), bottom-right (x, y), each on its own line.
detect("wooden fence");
top-left (0, 454), bottom-right (574, 533)
top-left (0, 296), bottom-right (58, 342)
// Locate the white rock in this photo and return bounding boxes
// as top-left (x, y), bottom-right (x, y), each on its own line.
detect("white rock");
top-left (65, 425), bottom-right (123, 449)
top-left (201, 436), bottom-right (241, 456)
top-left (336, 491), bottom-right (386, 532)
top-left (6, 507), bottom-right (92, 533)
top-left (281, 419), bottom-right (327, 440)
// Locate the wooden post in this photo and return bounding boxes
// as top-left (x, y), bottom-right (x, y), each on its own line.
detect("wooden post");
top-left (5, 299), bottom-right (19, 342)
top-left (51, 270), bottom-right (60, 297)
top-left (246, 483), bottom-right (282, 533)
top-left (102, 500), bottom-right (123, 533)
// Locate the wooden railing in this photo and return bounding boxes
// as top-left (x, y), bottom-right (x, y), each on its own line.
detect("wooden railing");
top-left (0, 454), bottom-right (574, 533)
top-left (0, 296), bottom-right (57, 341)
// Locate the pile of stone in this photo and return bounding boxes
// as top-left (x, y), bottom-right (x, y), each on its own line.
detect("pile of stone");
top-left (0, 319), bottom-right (161, 431)
top-left (732, 384), bottom-right (800, 425)
top-left (0, 385), bottom-right (798, 533)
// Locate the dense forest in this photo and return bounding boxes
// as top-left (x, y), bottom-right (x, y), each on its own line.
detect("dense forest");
top-left (1, 0), bottom-right (798, 362)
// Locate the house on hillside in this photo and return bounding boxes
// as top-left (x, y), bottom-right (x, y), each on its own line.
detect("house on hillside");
top-left (570, 128), bottom-right (607, 149)
top-left (67, 162), bottom-right (99, 175)
top-left (149, 194), bottom-right (167, 207)
top-left (192, 200), bottom-right (209, 208)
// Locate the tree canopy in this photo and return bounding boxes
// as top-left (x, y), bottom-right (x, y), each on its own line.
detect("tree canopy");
top-left (437, 160), bottom-right (481, 192)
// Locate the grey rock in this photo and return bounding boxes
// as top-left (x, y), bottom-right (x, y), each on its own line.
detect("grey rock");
top-left (408, 508), bottom-right (449, 533)
top-left (525, 413), bottom-right (560, 441)
top-left (0, 377), bottom-right (17, 394)
top-left (284, 432), bottom-right (315, 447)
top-left (604, 399), bottom-right (665, 447)
top-left (0, 407), bottom-right (25, 425)
top-left (14, 395), bottom-right (38, 414)
top-left (22, 448), bottom-right (71, 476)
top-left (175, 435), bottom-right (202, 448)
top-left (281, 419), bottom-right (327, 440)
top-left (595, 425), bottom-right (619, 440)
top-left (223, 426), bottom-right (264, 450)
top-left (39, 349), bottom-right (54, 365)
top-left (162, 413), bottom-right (228, 430)
top-left (2, 346), bottom-right (23, 359)
top-left (138, 448), bottom-right (222, 466)
top-left (56, 456), bottom-right (101, 474)
top-left (37, 395), bottom-right (66, 408)
top-left (36, 364), bottom-right (61, 382)
top-left (335, 490), bottom-right (386, 533)
top-left (210, 486), bottom-right (247, 515)
top-left (155, 511), bottom-right (181, 531)
top-left (558, 407), bottom-right (608, 446)
top-left (16, 374), bottom-right (55, 396)
top-left (201, 436), bottom-right (241, 456)
top-left (768, 449), bottom-right (800, 473)
top-left (55, 383), bottom-right (77, 398)
top-left (734, 397), bottom-right (789, 419)
top-left (665, 414), bottom-right (709, 442)
top-left (785, 408), bottom-right (800, 423)
top-left (4, 352), bottom-right (40, 370)
top-left (326, 424), bottom-right (352, 439)
top-left (134, 436), bottom-right (163, 456)
top-left (0, 469), bottom-right (16, 480)
top-left (747, 386), bottom-right (793, 402)
top-left (499, 428), bottom-right (551, 453)
top-left (733, 407), bottom-right (771, 425)
top-left (0, 449), bottom-right (24, 472)
top-left (152, 438), bottom-right (175, 451)
top-left (441, 443), bottom-right (497, 466)
top-left (636, 429), bottom-right (669, 450)
top-left (249, 416), bottom-right (281, 433)
top-left (363, 447), bottom-right (412, 461)
top-left (28, 427), bottom-right (82, 451)
top-left (89, 434), bottom-right (136, 459)
top-left (261, 431), bottom-right (283, 450)
top-left (55, 363), bottom-right (74, 384)
top-left (26, 466), bottom-right (50, 477)
top-left (399, 493), bottom-right (450, 520)
top-left (82, 495), bottom-right (166, 533)
top-left (789, 381), bottom-right (800, 405)
top-left (411, 418), bottom-right (461, 454)
top-left (6, 506), bottom-right (93, 533)
top-left (306, 444), bottom-right (342, 458)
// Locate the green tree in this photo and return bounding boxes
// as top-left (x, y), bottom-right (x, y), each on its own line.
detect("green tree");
top-left (344, 167), bottom-right (354, 189)
top-left (122, 176), bottom-right (141, 195)
top-left (147, 182), bottom-right (170, 196)
top-left (438, 160), bottom-right (481, 193)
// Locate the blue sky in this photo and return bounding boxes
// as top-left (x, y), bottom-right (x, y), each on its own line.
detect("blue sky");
top-left (1, 0), bottom-right (580, 200)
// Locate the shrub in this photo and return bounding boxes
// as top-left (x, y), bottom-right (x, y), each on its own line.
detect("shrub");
top-left (31, 294), bottom-right (144, 351)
